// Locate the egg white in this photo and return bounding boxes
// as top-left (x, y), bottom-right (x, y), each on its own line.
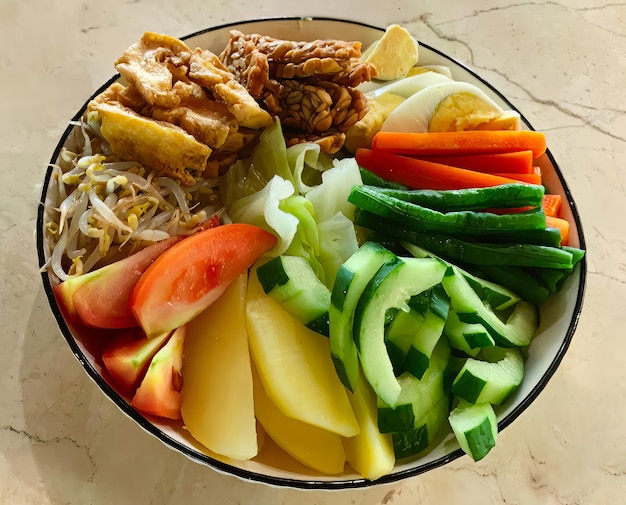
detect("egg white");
top-left (380, 81), bottom-right (505, 133)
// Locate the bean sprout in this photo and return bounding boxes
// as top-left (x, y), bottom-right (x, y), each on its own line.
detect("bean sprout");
top-left (44, 116), bottom-right (224, 279)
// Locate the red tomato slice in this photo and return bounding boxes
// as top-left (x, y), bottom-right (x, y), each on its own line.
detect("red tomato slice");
top-left (130, 223), bottom-right (277, 337)
top-left (131, 326), bottom-right (185, 420)
top-left (102, 329), bottom-right (171, 393)
top-left (54, 236), bottom-right (182, 328)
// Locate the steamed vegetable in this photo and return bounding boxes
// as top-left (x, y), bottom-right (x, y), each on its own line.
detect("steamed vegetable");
top-left (372, 130), bottom-right (547, 158)
top-left (356, 148), bottom-right (526, 190)
top-left (182, 274), bottom-right (258, 460)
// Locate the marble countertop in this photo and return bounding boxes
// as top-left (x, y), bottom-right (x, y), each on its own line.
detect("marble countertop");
top-left (2, 0), bottom-right (624, 503)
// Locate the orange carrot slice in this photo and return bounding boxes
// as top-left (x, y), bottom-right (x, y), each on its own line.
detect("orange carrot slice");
top-left (417, 151), bottom-right (533, 174)
top-left (546, 216), bottom-right (569, 245)
top-left (355, 148), bottom-right (525, 190)
top-left (542, 194), bottom-right (562, 217)
top-left (373, 131), bottom-right (547, 159)
top-left (492, 172), bottom-right (542, 185)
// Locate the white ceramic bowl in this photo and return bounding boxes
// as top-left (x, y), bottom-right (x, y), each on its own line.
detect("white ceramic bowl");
top-left (36, 17), bottom-right (586, 489)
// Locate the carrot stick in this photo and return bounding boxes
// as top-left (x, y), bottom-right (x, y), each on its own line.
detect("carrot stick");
top-left (373, 130), bottom-right (547, 159)
top-left (542, 194), bottom-right (562, 217)
top-left (492, 172), bottom-right (542, 185)
top-left (546, 216), bottom-right (569, 245)
top-left (355, 148), bottom-right (525, 190)
top-left (417, 150), bottom-right (534, 174)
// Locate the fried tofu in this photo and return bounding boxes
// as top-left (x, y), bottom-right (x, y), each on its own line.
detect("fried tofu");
top-left (96, 102), bottom-right (212, 185)
top-left (115, 32), bottom-right (194, 108)
top-left (89, 31), bottom-right (276, 184)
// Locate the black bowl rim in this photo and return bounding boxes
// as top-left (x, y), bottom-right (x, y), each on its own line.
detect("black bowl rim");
top-left (36, 15), bottom-right (587, 490)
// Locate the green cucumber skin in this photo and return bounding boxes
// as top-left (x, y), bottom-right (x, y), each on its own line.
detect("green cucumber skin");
top-left (366, 183), bottom-right (544, 212)
top-left (305, 311), bottom-right (329, 337)
top-left (256, 255), bottom-right (330, 325)
top-left (451, 348), bottom-right (524, 405)
top-left (449, 402), bottom-right (498, 462)
top-left (442, 267), bottom-right (538, 348)
top-left (391, 394), bottom-right (450, 460)
top-left (328, 242), bottom-right (396, 392)
top-left (451, 370), bottom-right (488, 404)
top-left (353, 257), bottom-right (404, 353)
top-left (354, 257), bottom-right (447, 408)
top-left (465, 416), bottom-right (497, 462)
top-left (405, 311), bottom-right (447, 380)
top-left (331, 266), bottom-right (355, 312)
top-left (462, 273), bottom-right (520, 311)
top-left (256, 256), bottom-right (290, 293)
top-left (377, 338), bottom-right (450, 433)
top-left (349, 185), bottom-right (547, 236)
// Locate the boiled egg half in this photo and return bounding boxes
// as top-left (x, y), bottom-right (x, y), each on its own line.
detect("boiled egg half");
top-left (381, 81), bottom-right (521, 133)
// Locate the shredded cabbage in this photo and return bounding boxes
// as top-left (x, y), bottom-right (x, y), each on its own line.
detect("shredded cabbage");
top-left (229, 175), bottom-right (298, 257)
top-left (226, 123), bottom-right (363, 286)
top-left (305, 157), bottom-right (363, 223)
top-left (317, 212), bottom-right (360, 289)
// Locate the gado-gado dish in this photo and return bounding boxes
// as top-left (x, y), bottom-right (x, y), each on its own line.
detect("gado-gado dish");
top-left (40, 21), bottom-right (585, 485)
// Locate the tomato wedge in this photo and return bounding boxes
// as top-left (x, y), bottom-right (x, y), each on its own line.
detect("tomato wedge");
top-left (102, 329), bottom-right (171, 392)
top-left (130, 223), bottom-right (277, 337)
top-left (131, 326), bottom-right (185, 420)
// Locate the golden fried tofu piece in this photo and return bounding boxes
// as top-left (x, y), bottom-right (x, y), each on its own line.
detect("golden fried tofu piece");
top-left (152, 97), bottom-right (237, 149)
top-left (187, 49), bottom-right (233, 86)
top-left (95, 102), bottom-right (212, 185)
top-left (115, 32), bottom-right (194, 108)
top-left (213, 80), bottom-right (272, 129)
top-left (88, 82), bottom-right (149, 114)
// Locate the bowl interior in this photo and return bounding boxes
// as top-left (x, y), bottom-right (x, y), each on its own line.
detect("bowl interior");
top-left (37, 17), bottom-right (586, 489)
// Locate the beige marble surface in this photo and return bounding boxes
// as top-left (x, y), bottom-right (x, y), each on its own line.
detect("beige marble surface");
top-left (2, 0), bottom-right (624, 503)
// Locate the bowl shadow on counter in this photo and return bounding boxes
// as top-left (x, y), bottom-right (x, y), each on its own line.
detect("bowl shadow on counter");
top-left (19, 287), bottom-right (398, 504)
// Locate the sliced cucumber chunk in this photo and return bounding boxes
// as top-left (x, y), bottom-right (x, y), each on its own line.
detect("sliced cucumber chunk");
top-left (444, 308), bottom-right (495, 356)
top-left (377, 337), bottom-right (450, 433)
top-left (442, 266), bottom-right (538, 348)
top-left (461, 270), bottom-right (521, 311)
top-left (256, 255), bottom-right (330, 335)
top-left (355, 256), bottom-right (447, 407)
top-left (392, 394), bottom-right (450, 460)
top-left (329, 242), bottom-right (396, 391)
top-left (449, 401), bottom-right (498, 461)
top-left (405, 303), bottom-right (448, 379)
top-left (451, 347), bottom-right (524, 405)
top-left (385, 309), bottom-right (424, 375)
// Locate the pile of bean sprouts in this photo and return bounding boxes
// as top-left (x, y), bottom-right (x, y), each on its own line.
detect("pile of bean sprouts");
top-left (44, 111), bottom-right (224, 281)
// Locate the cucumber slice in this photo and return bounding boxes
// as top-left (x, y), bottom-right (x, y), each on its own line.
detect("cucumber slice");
top-left (329, 242), bottom-right (396, 391)
top-left (256, 255), bottom-right (330, 334)
top-left (354, 256), bottom-right (447, 407)
top-left (449, 401), bottom-right (498, 461)
top-left (403, 241), bottom-right (521, 311)
top-left (442, 266), bottom-right (538, 348)
top-left (392, 394), bottom-right (450, 460)
top-left (405, 307), bottom-right (446, 379)
top-left (385, 309), bottom-right (424, 375)
top-left (444, 308), bottom-right (494, 356)
top-left (377, 337), bottom-right (450, 433)
top-left (451, 347), bottom-right (524, 405)
top-left (461, 271), bottom-right (520, 311)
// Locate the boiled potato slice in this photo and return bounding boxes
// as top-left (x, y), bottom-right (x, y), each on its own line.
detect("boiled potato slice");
top-left (343, 371), bottom-right (395, 480)
top-left (252, 365), bottom-right (346, 475)
top-left (181, 273), bottom-right (257, 460)
top-left (246, 271), bottom-right (360, 438)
